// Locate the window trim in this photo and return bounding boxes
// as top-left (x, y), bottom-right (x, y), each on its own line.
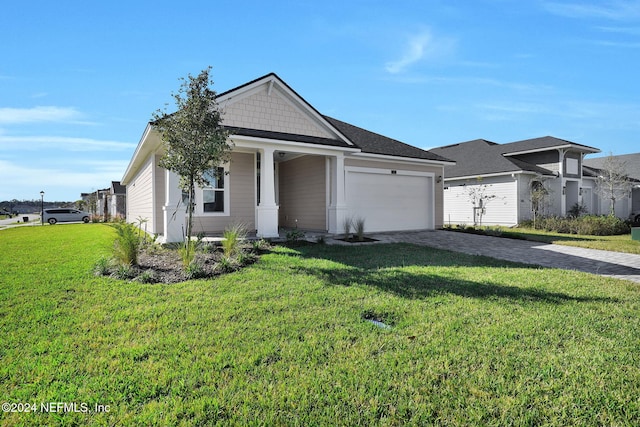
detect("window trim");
top-left (196, 165), bottom-right (230, 216)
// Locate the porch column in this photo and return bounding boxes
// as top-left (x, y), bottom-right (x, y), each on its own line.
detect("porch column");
top-left (327, 154), bottom-right (348, 234)
top-left (256, 147), bottom-right (279, 238)
top-left (558, 149), bottom-right (566, 216)
top-left (162, 170), bottom-right (186, 243)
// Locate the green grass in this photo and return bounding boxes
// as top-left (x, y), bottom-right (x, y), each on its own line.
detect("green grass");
top-left (504, 227), bottom-right (640, 254)
top-left (1, 224), bottom-right (640, 425)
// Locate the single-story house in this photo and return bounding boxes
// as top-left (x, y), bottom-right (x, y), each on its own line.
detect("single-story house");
top-left (80, 181), bottom-right (126, 220)
top-left (121, 73), bottom-right (453, 242)
top-left (584, 153), bottom-right (640, 221)
top-left (107, 181), bottom-right (127, 219)
top-left (430, 136), bottom-right (609, 226)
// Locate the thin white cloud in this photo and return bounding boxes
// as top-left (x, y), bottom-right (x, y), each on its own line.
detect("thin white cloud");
top-left (543, 1), bottom-right (640, 20)
top-left (594, 39), bottom-right (640, 47)
top-left (597, 25), bottom-right (640, 34)
top-left (0, 106), bottom-right (91, 125)
top-left (0, 159), bottom-right (130, 201)
top-left (385, 74), bottom-right (552, 92)
top-left (0, 135), bottom-right (135, 152)
top-left (385, 29), bottom-right (455, 74)
top-left (475, 99), bottom-right (640, 129)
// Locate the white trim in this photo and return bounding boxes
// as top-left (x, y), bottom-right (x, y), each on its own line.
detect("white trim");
top-left (345, 165), bottom-right (435, 178)
top-left (194, 164), bottom-right (230, 217)
top-left (232, 136), bottom-right (360, 155)
top-left (445, 170), bottom-right (552, 181)
top-left (348, 151), bottom-right (455, 166)
top-left (503, 144), bottom-right (600, 157)
top-left (325, 157), bottom-right (331, 231)
top-left (122, 124), bottom-right (155, 185)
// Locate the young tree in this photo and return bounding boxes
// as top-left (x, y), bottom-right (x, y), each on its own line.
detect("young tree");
top-left (464, 181), bottom-right (500, 226)
top-left (530, 179), bottom-right (550, 228)
top-left (594, 153), bottom-right (632, 216)
top-left (152, 67), bottom-right (233, 254)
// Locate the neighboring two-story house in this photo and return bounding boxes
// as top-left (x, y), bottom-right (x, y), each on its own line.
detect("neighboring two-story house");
top-left (431, 136), bottom-right (603, 226)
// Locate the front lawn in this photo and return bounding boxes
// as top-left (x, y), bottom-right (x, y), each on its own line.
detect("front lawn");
top-left (504, 227), bottom-right (640, 254)
top-left (1, 224), bottom-right (639, 425)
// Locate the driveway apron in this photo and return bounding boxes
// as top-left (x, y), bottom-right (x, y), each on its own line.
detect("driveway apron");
top-left (366, 230), bottom-right (640, 284)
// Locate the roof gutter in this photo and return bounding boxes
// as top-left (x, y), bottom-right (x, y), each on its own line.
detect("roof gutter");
top-left (349, 151), bottom-right (456, 166)
top-left (121, 124), bottom-right (160, 185)
top-left (444, 170), bottom-right (555, 181)
top-left (503, 144), bottom-right (601, 157)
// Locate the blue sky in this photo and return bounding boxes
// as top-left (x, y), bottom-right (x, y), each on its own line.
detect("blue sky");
top-left (1, 0), bottom-right (639, 201)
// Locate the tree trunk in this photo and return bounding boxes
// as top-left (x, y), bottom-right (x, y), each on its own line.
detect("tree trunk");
top-left (186, 179), bottom-right (195, 254)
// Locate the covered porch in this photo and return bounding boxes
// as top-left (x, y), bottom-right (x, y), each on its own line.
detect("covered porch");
top-left (160, 140), bottom-right (358, 243)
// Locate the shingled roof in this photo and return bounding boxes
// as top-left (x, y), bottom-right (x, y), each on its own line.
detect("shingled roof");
top-left (323, 116), bottom-right (452, 162)
top-left (217, 72), bottom-right (451, 163)
top-left (430, 139), bottom-right (555, 179)
top-left (499, 136), bottom-right (599, 155)
top-left (224, 126), bottom-right (353, 149)
top-left (584, 153), bottom-right (640, 181)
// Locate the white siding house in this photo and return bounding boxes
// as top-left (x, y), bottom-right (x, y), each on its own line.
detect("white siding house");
top-left (431, 137), bottom-right (601, 226)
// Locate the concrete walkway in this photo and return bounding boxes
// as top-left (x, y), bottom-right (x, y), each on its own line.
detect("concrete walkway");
top-left (338, 230), bottom-right (640, 284)
top-left (0, 214), bottom-right (41, 229)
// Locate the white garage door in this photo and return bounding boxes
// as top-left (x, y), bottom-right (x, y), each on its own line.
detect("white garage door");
top-left (346, 169), bottom-right (433, 232)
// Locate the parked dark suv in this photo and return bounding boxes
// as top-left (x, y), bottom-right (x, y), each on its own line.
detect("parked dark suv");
top-left (42, 209), bottom-right (91, 224)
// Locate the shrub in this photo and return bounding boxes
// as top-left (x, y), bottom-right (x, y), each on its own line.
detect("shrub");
top-left (93, 257), bottom-right (112, 276)
top-left (522, 215), bottom-right (630, 236)
top-left (237, 251), bottom-right (256, 267)
top-left (252, 239), bottom-right (271, 252)
top-left (343, 216), bottom-right (352, 239)
top-left (353, 217), bottom-right (366, 241)
top-left (222, 223), bottom-right (247, 258)
top-left (575, 215), bottom-right (630, 236)
top-left (111, 222), bottom-right (141, 265)
top-left (285, 229), bottom-right (305, 243)
top-left (178, 239), bottom-right (197, 268)
top-left (567, 203), bottom-right (588, 218)
top-left (135, 270), bottom-right (157, 284)
top-left (113, 264), bottom-right (136, 280)
top-left (185, 259), bottom-right (207, 279)
top-left (216, 256), bottom-right (237, 273)
top-left (484, 226), bottom-right (503, 237)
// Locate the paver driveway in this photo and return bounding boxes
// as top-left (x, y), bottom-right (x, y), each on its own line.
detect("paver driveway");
top-left (363, 230), bottom-right (640, 284)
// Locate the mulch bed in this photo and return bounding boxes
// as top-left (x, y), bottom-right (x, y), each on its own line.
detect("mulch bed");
top-left (336, 236), bottom-right (379, 243)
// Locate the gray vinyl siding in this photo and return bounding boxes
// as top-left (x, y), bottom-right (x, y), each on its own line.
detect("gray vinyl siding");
top-left (191, 152), bottom-right (256, 235)
top-left (512, 151), bottom-right (560, 174)
top-left (563, 152), bottom-right (582, 178)
top-left (278, 155), bottom-right (326, 230)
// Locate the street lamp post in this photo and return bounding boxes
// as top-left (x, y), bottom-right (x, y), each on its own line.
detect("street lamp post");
top-left (40, 191), bottom-right (44, 225)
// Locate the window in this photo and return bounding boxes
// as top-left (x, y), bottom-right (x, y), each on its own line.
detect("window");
top-left (203, 167), bottom-right (225, 213)
top-left (566, 158), bottom-right (579, 175)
